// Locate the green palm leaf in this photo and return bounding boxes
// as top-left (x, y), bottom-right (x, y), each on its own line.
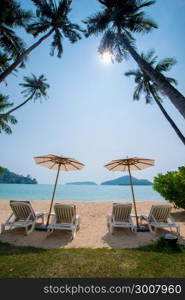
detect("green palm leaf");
top-left (19, 74), bottom-right (50, 101)
top-left (26, 0), bottom-right (83, 58)
top-left (125, 50), bottom-right (178, 104)
top-left (84, 0), bottom-right (157, 62)
top-left (0, 94), bottom-right (17, 134)
top-left (0, 0), bottom-right (32, 59)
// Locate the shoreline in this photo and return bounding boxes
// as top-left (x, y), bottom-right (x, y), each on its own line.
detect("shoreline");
top-left (0, 200), bottom-right (184, 249)
top-left (0, 199), bottom-right (164, 203)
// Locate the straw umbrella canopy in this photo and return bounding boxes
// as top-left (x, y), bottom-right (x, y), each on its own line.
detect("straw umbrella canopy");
top-left (34, 154), bottom-right (85, 227)
top-left (104, 157), bottom-right (155, 229)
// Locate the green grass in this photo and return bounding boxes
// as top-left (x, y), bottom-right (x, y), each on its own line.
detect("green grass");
top-left (0, 241), bottom-right (185, 278)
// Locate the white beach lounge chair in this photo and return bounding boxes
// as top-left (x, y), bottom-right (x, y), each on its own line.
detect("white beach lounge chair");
top-left (107, 203), bottom-right (136, 234)
top-left (47, 203), bottom-right (81, 239)
top-left (1, 200), bottom-right (45, 235)
top-left (140, 204), bottom-right (180, 235)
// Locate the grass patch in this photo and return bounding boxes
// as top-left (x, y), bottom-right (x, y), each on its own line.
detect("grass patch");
top-left (0, 242), bottom-right (185, 278)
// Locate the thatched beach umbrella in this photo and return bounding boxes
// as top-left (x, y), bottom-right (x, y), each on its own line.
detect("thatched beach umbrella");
top-left (34, 154), bottom-right (85, 228)
top-left (104, 157), bottom-right (155, 230)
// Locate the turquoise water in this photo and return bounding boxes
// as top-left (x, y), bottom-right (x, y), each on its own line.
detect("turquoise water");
top-left (0, 184), bottom-right (164, 202)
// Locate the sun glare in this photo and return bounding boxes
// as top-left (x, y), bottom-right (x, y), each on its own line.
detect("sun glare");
top-left (101, 52), bottom-right (112, 64)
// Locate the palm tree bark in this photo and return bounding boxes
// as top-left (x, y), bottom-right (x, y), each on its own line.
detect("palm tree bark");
top-left (122, 34), bottom-right (185, 119)
top-left (0, 29), bottom-right (54, 83)
top-left (0, 91), bottom-right (35, 118)
top-left (149, 88), bottom-right (185, 145)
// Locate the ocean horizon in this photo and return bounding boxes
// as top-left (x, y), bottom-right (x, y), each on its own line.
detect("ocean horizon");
top-left (0, 184), bottom-right (165, 202)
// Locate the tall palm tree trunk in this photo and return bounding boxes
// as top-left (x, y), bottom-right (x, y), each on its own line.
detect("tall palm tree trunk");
top-left (122, 34), bottom-right (185, 119)
top-left (149, 88), bottom-right (185, 145)
top-left (0, 92), bottom-right (35, 119)
top-left (0, 29), bottom-right (54, 83)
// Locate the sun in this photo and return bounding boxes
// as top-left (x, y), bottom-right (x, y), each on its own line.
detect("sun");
top-left (101, 52), bottom-right (112, 64)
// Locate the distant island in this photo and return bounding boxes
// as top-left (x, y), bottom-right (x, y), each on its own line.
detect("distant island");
top-left (0, 167), bottom-right (37, 184)
top-left (101, 176), bottom-right (152, 185)
top-left (66, 181), bottom-right (97, 185)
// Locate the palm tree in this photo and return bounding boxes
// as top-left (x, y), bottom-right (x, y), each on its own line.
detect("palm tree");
top-left (125, 50), bottom-right (185, 145)
top-left (0, 94), bottom-right (17, 134)
top-left (0, 74), bottom-right (50, 118)
top-left (0, 51), bottom-right (18, 83)
top-left (0, 0), bottom-right (32, 59)
top-left (84, 0), bottom-right (185, 119)
top-left (0, 0), bottom-right (83, 83)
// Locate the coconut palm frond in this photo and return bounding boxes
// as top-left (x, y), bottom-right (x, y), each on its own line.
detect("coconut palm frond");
top-left (0, 25), bottom-right (26, 58)
top-left (0, 94), bottom-right (17, 134)
top-left (133, 83), bottom-right (144, 100)
top-left (0, 94), bottom-right (14, 111)
top-left (0, 0), bottom-right (31, 59)
top-left (137, 0), bottom-right (156, 10)
top-left (156, 57), bottom-right (177, 73)
top-left (125, 70), bottom-right (139, 77)
top-left (27, 0), bottom-right (83, 56)
top-left (84, 0), bottom-right (156, 62)
top-left (50, 29), bottom-right (63, 57)
top-left (62, 23), bottom-right (83, 43)
top-left (84, 11), bottom-right (110, 37)
top-left (126, 13), bottom-right (157, 33)
top-left (19, 74), bottom-right (50, 101)
top-left (125, 50), bottom-right (178, 106)
top-left (26, 17), bottom-right (51, 37)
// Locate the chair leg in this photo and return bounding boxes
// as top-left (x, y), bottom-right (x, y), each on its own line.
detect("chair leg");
top-left (72, 229), bottom-right (76, 240)
top-left (148, 224), bottom-right (155, 233)
top-left (133, 225), bottom-right (137, 233)
top-left (107, 215), bottom-right (112, 230)
top-left (76, 216), bottom-right (81, 230)
top-left (47, 226), bottom-right (54, 234)
top-left (25, 222), bottom-right (35, 235)
top-left (176, 225), bottom-right (180, 236)
top-left (1, 224), bottom-right (5, 233)
top-left (110, 224), bottom-right (114, 235)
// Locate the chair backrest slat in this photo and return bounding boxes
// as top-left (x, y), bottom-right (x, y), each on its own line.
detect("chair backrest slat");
top-left (10, 200), bottom-right (35, 221)
top-left (112, 203), bottom-right (132, 222)
top-left (54, 203), bottom-right (76, 223)
top-left (149, 205), bottom-right (172, 222)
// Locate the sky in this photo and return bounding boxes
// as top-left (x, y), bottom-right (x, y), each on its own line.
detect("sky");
top-left (0, 0), bottom-right (185, 184)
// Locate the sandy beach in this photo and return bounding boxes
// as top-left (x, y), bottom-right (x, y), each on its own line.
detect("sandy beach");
top-left (0, 200), bottom-right (184, 249)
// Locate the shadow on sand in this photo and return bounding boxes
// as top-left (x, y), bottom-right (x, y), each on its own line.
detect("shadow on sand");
top-left (102, 227), bottom-right (184, 249)
top-left (0, 227), bottom-right (75, 250)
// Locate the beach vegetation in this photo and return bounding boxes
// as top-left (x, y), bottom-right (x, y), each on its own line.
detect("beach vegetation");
top-left (0, 241), bottom-right (185, 277)
top-left (153, 166), bottom-right (185, 210)
top-left (125, 50), bottom-right (185, 145)
top-left (84, 0), bottom-right (185, 119)
top-left (0, 166), bottom-right (37, 184)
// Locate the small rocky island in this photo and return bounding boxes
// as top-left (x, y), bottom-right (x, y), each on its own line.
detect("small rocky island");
top-left (66, 181), bottom-right (97, 185)
top-left (101, 176), bottom-right (152, 185)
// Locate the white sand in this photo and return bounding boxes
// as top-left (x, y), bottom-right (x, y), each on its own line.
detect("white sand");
top-left (0, 200), bottom-right (184, 249)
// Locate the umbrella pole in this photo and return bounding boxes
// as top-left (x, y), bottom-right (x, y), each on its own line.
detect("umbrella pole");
top-left (128, 164), bottom-right (139, 228)
top-left (46, 164), bottom-right (61, 227)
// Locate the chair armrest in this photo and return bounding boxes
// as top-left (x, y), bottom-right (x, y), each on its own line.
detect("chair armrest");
top-left (131, 214), bottom-right (142, 218)
top-left (44, 212), bottom-right (55, 216)
top-left (140, 214), bottom-right (149, 220)
top-left (167, 217), bottom-right (176, 225)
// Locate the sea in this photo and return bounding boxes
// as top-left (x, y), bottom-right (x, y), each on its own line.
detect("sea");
top-left (0, 184), bottom-right (164, 202)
